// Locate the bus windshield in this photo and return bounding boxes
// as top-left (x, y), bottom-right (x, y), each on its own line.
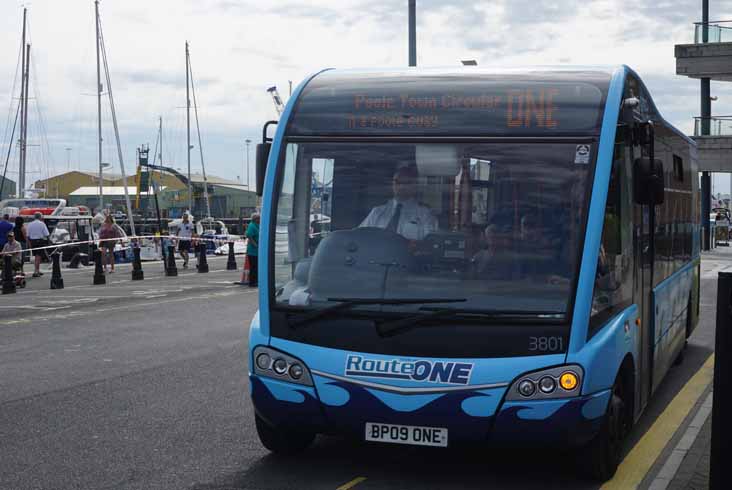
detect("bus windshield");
top-left (272, 141), bottom-right (593, 318)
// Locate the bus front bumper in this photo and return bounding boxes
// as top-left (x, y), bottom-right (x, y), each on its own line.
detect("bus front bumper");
top-left (250, 374), bottom-right (611, 448)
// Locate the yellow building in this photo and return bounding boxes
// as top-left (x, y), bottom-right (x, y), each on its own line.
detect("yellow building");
top-left (34, 170), bottom-right (185, 200)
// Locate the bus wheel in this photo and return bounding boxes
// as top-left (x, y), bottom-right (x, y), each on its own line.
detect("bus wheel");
top-left (255, 414), bottom-right (315, 455)
top-left (581, 380), bottom-right (627, 482)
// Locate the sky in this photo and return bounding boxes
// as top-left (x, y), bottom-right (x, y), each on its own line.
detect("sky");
top-left (2, 0), bottom-right (732, 193)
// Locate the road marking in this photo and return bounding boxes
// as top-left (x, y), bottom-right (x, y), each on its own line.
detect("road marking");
top-left (0, 290), bottom-right (243, 326)
top-left (601, 354), bottom-right (715, 490)
top-left (336, 477), bottom-right (367, 490)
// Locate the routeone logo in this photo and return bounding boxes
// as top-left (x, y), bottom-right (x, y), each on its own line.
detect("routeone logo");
top-left (345, 355), bottom-right (473, 385)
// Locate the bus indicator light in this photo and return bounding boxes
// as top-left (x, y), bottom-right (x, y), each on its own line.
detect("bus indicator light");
top-left (560, 372), bottom-right (578, 391)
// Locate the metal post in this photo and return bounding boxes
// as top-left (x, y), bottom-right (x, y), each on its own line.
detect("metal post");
top-left (245, 139), bottom-right (251, 189)
top-left (131, 246), bottom-right (144, 280)
top-left (700, 1), bottom-right (712, 251)
top-left (96, 0), bottom-right (104, 212)
top-left (710, 271), bottom-right (732, 490)
top-left (50, 252), bottom-right (64, 289)
top-left (2, 255), bottom-right (16, 294)
top-left (226, 241), bottom-right (237, 270)
top-left (166, 244), bottom-right (178, 277)
top-left (703, 172), bottom-right (712, 250)
top-left (408, 0), bottom-right (417, 67)
top-left (197, 242), bottom-right (209, 273)
top-left (93, 249), bottom-right (106, 285)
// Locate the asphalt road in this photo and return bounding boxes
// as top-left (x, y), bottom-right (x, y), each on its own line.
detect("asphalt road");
top-left (0, 251), bottom-right (724, 490)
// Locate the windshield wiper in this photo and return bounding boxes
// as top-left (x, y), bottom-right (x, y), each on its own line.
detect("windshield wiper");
top-left (376, 307), bottom-right (564, 337)
top-left (288, 297), bottom-right (466, 329)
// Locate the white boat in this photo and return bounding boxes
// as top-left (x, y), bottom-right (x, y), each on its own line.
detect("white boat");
top-left (214, 238), bottom-right (246, 255)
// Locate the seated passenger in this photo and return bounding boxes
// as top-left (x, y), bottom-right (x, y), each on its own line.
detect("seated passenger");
top-left (471, 218), bottom-right (515, 279)
top-left (359, 166), bottom-right (437, 241)
top-left (519, 213), bottom-right (571, 285)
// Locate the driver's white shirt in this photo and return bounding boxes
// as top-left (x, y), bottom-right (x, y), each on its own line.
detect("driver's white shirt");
top-left (359, 198), bottom-right (437, 240)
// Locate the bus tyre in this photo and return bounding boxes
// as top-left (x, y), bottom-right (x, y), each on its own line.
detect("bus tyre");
top-left (255, 414), bottom-right (315, 455)
top-left (581, 381), bottom-right (627, 482)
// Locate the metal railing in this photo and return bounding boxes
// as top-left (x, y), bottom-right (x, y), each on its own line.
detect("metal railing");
top-left (694, 20), bottom-right (732, 43)
top-left (694, 116), bottom-right (732, 136)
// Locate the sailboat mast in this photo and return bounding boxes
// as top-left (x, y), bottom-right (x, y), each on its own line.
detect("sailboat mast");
top-left (95, 0), bottom-right (103, 212)
top-left (185, 41), bottom-right (192, 214)
top-left (20, 44), bottom-right (30, 197)
top-left (18, 8), bottom-right (27, 197)
top-left (159, 116), bottom-right (163, 165)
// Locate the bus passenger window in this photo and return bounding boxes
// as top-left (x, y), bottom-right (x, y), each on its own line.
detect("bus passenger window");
top-left (591, 155), bottom-right (632, 324)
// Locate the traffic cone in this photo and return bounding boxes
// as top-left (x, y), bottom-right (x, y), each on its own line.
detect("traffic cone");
top-left (235, 254), bottom-right (250, 285)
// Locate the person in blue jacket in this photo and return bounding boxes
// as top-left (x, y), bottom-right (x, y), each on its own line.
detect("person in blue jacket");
top-left (245, 213), bottom-right (259, 287)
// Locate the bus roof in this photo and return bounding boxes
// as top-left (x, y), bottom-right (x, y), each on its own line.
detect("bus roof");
top-left (287, 66), bottom-right (619, 138)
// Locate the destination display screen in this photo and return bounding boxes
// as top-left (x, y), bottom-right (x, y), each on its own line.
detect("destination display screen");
top-left (287, 71), bottom-right (609, 136)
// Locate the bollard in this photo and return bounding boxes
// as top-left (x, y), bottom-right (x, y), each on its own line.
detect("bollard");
top-left (131, 246), bottom-right (144, 281)
top-left (710, 272), bottom-right (732, 490)
top-left (93, 249), bottom-right (106, 285)
top-left (166, 245), bottom-right (178, 277)
top-left (50, 253), bottom-right (64, 289)
top-left (197, 242), bottom-right (209, 273)
top-left (2, 255), bottom-right (16, 294)
top-left (226, 241), bottom-right (237, 270)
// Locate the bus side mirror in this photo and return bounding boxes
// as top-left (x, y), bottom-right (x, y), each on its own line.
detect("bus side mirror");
top-left (256, 142), bottom-right (270, 196)
top-left (256, 120), bottom-right (278, 196)
top-left (633, 157), bottom-right (665, 206)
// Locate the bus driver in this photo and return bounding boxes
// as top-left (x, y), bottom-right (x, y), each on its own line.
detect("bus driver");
top-left (359, 166), bottom-right (437, 241)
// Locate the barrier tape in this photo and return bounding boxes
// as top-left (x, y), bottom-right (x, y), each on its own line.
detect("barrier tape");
top-left (0, 234), bottom-right (246, 257)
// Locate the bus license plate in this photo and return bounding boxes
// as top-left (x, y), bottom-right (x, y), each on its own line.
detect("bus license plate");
top-left (365, 422), bottom-right (448, 447)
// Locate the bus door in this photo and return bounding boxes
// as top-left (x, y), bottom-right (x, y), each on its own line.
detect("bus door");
top-left (633, 195), bottom-right (653, 413)
top-left (631, 123), bottom-right (661, 413)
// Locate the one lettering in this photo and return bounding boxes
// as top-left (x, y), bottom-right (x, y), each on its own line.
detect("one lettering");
top-left (449, 363), bottom-right (472, 384)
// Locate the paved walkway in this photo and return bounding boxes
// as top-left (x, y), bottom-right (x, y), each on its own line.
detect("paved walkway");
top-left (667, 414), bottom-right (711, 490)
top-left (647, 246), bottom-right (731, 490)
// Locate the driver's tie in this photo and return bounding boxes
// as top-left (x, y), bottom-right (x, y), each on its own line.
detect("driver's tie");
top-left (386, 203), bottom-right (402, 232)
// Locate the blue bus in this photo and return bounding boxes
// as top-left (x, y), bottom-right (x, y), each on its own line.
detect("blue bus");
top-left (248, 66), bottom-right (700, 481)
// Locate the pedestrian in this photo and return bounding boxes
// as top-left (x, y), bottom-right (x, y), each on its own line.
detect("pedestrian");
top-left (245, 213), bottom-right (259, 287)
top-left (98, 215), bottom-right (123, 273)
top-left (176, 213), bottom-right (194, 269)
top-left (0, 214), bottom-right (13, 249)
top-left (1, 231), bottom-right (22, 273)
top-left (13, 216), bottom-right (27, 270)
top-left (26, 212), bottom-right (50, 277)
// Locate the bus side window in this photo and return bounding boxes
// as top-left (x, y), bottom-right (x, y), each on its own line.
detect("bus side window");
top-left (589, 145), bottom-right (633, 335)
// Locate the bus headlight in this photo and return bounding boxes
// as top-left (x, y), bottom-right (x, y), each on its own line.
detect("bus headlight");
top-left (256, 353), bottom-right (271, 370)
top-left (539, 376), bottom-right (556, 394)
top-left (506, 365), bottom-right (583, 401)
top-left (518, 379), bottom-right (536, 397)
top-left (252, 346), bottom-right (313, 386)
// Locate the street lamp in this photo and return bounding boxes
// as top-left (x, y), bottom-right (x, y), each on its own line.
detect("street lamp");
top-left (65, 147), bottom-right (72, 170)
top-left (245, 139), bottom-right (252, 189)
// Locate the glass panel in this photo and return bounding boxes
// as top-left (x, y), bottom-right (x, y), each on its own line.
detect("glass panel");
top-left (272, 141), bottom-right (593, 316)
top-left (591, 151), bottom-right (632, 318)
top-left (273, 144), bottom-right (298, 289)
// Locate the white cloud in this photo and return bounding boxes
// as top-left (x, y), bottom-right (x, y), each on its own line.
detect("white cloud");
top-left (1, 0), bottom-right (732, 189)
